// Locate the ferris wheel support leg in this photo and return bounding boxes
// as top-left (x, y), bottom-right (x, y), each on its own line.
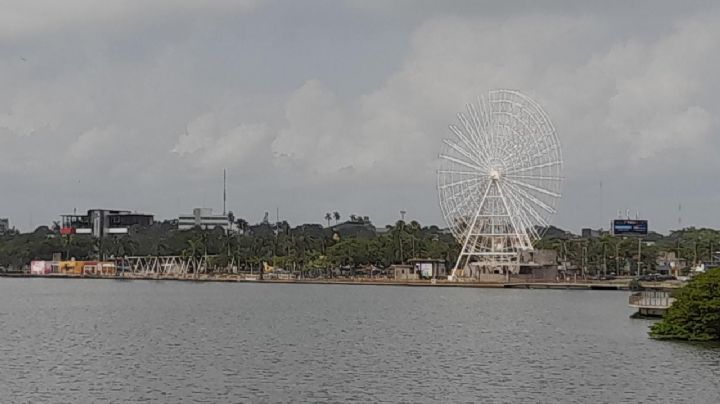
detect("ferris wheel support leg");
top-left (450, 253), bottom-right (468, 280)
top-left (449, 183), bottom-right (491, 281)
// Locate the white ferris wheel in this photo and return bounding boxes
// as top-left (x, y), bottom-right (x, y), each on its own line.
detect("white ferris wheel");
top-left (438, 89), bottom-right (562, 279)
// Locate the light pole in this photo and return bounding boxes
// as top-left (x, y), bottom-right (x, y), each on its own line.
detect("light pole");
top-left (603, 241), bottom-right (607, 277)
top-left (615, 240), bottom-right (620, 275)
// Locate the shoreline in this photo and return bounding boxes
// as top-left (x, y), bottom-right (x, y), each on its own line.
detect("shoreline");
top-left (0, 272), bottom-right (650, 290)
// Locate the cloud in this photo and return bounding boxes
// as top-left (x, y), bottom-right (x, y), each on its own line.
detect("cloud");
top-left (0, 0), bottom-right (259, 39)
top-left (1, 2), bottom-right (720, 231)
top-left (172, 114), bottom-right (271, 172)
top-left (258, 12), bottom-right (720, 184)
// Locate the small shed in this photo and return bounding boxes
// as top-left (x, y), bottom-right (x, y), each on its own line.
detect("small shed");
top-left (391, 264), bottom-right (418, 280)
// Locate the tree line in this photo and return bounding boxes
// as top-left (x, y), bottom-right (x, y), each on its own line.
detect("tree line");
top-left (1, 215), bottom-right (719, 275)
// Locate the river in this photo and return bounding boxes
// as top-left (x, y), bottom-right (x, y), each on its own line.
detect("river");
top-left (0, 279), bottom-right (718, 403)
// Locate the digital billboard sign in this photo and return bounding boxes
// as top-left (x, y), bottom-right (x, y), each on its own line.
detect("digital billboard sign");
top-left (611, 219), bottom-right (648, 236)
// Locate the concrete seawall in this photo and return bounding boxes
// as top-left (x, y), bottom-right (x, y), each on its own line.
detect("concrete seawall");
top-left (0, 273), bottom-right (644, 290)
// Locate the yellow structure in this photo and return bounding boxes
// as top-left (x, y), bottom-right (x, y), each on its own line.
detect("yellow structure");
top-left (58, 261), bottom-right (116, 275)
top-left (59, 261), bottom-right (84, 275)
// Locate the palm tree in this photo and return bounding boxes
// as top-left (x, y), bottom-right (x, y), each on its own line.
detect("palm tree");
top-left (333, 211), bottom-right (340, 225)
top-left (236, 218), bottom-right (248, 235)
top-left (325, 213), bottom-right (332, 227)
top-left (227, 211), bottom-right (235, 232)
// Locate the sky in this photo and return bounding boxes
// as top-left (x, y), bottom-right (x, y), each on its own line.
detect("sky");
top-left (1, 0), bottom-right (719, 234)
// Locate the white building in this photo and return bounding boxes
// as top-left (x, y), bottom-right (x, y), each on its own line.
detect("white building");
top-left (178, 208), bottom-right (230, 231)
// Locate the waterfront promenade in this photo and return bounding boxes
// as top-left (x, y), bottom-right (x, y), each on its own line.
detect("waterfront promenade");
top-left (1, 272), bottom-right (682, 290)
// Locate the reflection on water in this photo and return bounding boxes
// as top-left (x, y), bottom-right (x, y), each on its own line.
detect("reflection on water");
top-left (0, 279), bottom-right (718, 402)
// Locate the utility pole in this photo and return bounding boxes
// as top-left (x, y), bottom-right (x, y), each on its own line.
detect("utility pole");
top-left (582, 243), bottom-right (587, 279)
top-left (399, 233), bottom-right (404, 264)
top-left (637, 238), bottom-right (642, 277)
top-left (710, 241), bottom-right (714, 265)
top-left (615, 240), bottom-right (620, 275)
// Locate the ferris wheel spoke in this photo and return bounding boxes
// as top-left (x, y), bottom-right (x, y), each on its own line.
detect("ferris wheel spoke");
top-left (501, 182), bottom-right (547, 233)
top-left (478, 95), bottom-right (497, 160)
top-left (439, 153), bottom-right (486, 173)
top-left (448, 124), bottom-right (490, 168)
top-left (505, 177), bottom-right (560, 199)
top-left (467, 103), bottom-right (495, 161)
top-left (495, 121), bottom-right (540, 175)
top-left (438, 176), bottom-right (480, 190)
top-left (504, 160), bottom-right (561, 175)
top-left (502, 189), bottom-right (549, 234)
top-left (503, 180), bottom-right (557, 215)
top-left (457, 112), bottom-right (483, 149)
top-left (495, 182), bottom-right (534, 249)
top-left (444, 181), bottom-right (485, 231)
top-left (442, 138), bottom-right (487, 170)
top-left (504, 174), bottom-right (563, 181)
top-left (437, 170), bottom-right (478, 176)
top-left (523, 145), bottom-right (561, 164)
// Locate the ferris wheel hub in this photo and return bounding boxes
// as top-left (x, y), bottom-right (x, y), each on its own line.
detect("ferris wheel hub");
top-left (489, 169), bottom-right (500, 180)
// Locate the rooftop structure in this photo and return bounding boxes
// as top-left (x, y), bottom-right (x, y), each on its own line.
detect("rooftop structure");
top-left (178, 208), bottom-right (230, 231)
top-left (61, 209), bottom-right (154, 237)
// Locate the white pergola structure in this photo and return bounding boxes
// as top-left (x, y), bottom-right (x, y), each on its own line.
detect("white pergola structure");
top-left (438, 89), bottom-right (563, 280)
top-left (124, 255), bottom-right (212, 276)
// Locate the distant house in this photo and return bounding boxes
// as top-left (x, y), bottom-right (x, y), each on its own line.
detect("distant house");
top-left (331, 219), bottom-right (376, 239)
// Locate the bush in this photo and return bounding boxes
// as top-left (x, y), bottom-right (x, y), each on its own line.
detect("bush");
top-left (650, 268), bottom-right (720, 341)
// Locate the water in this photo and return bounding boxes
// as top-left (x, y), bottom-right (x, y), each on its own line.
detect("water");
top-left (0, 279), bottom-right (718, 403)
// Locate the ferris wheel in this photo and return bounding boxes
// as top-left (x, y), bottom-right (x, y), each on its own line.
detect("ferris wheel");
top-left (437, 89), bottom-right (562, 279)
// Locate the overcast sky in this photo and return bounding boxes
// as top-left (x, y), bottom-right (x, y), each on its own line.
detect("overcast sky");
top-left (1, 0), bottom-right (719, 233)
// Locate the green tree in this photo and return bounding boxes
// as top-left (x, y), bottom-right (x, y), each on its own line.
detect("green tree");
top-left (650, 268), bottom-right (720, 341)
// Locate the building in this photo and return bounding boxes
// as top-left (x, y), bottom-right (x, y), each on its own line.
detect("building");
top-left (178, 208), bottom-right (230, 231)
top-left (392, 264), bottom-right (418, 280)
top-left (457, 249), bottom-right (559, 282)
top-left (581, 228), bottom-right (606, 238)
top-left (517, 249), bottom-right (559, 280)
top-left (331, 219), bottom-right (376, 239)
top-left (408, 258), bottom-right (448, 279)
top-left (61, 209), bottom-right (154, 237)
top-left (0, 218), bottom-right (9, 234)
top-left (656, 251), bottom-right (687, 277)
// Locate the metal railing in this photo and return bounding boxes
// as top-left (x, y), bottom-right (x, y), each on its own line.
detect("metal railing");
top-left (629, 291), bottom-right (674, 308)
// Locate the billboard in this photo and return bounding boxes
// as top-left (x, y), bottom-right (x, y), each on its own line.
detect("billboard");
top-left (611, 219), bottom-right (648, 236)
